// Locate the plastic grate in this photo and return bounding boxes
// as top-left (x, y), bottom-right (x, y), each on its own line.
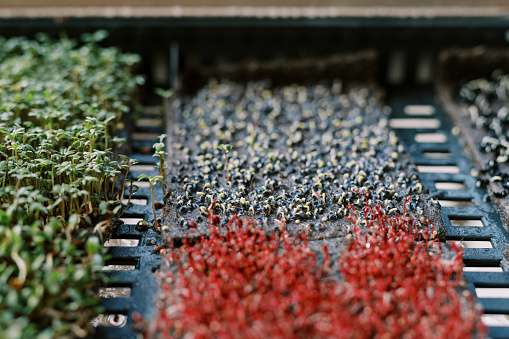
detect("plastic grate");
top-left (389, 89), bottom-right (509, 339)
top-left (96, 90), bottom-right (509, 338)
top-left (93, 108), bottom-right (165, 339)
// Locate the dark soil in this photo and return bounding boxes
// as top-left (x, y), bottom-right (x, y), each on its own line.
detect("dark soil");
top-left (163, 79), bottom-right (445, 243)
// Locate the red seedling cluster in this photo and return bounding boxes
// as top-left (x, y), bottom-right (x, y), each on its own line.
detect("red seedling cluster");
top-left (150, 199), bottom-right (486, 339)
top-left (339, 199), bottom-right (486, 338)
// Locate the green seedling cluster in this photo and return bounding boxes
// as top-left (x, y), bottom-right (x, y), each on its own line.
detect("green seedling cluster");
top-left (0, 31), bottom-right (143, 338)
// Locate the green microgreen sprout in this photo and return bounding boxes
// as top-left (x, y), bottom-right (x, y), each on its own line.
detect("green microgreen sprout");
top-left (120, 155), bottom-right (139, 201)
top-left (217, 144), bottom-right (233, 181)
top-left (155, 88), bottom-right (173, 114)
top-left (153, 134), bottom-right (168, 196)
top-left (126, 178), bottom-right (138, 207)
top-left (116, 178), bottom-right (139, 220)
top-left (94, 201), bottom-right (123, 243)
top-left (138, 174), bottom-right (163, 228)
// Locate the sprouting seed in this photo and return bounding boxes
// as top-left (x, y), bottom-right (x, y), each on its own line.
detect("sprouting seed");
top-left (217, 144), bottom-right (233, 181)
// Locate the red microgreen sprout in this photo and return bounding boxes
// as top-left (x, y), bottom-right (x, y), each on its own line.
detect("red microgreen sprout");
top-left (403, 195), bottom-right (412, 217)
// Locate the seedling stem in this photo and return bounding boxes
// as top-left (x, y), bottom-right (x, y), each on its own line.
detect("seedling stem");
top-left (217, 144), bottom-right (233, 181)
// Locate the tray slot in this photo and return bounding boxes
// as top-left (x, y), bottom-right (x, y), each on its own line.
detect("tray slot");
top-left (389, 118), bottom-right (441, 129)
top-left (104, 238), bottom-right (140, 247)
top-left (435, 181), bottom-right (466, 190)
top-left (415, 132), bottom-right (447, 143)
top-left (91, 313), bottom-right (129, 328)
top-left (417, 165), bottom-right (460, 173)
top-left (99, 286), bottom-right (132, 298)
top-left (438, 199), bottom-right (474, 207)
top-left (422, 150), bottom-right (452, 158)
top-left (403, 105), bottom-right (435, 116)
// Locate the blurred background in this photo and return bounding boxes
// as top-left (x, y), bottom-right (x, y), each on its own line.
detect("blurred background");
top-left (2, 1), bottom-right (509, 101)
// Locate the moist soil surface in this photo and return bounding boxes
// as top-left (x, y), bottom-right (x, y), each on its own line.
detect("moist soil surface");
top-left (163, 79), bottom-right (445, 249)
